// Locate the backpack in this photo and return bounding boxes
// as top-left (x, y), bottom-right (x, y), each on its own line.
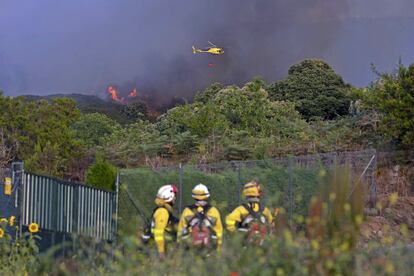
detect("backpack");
top-left (239, 203), bottom-right (268, 245)
top-left (141, 207), bottom-right (178, 245)
top-left (186, 204), bottom-right (214, 247)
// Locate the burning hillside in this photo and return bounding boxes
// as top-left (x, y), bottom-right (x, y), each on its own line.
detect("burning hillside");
top-left (105, 84), bottom-right (185, 113)
top-left (107, 85), bottom-right (138, 104)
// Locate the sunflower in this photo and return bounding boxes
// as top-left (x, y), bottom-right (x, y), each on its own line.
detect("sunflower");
top-left (9, 216), bottom-right (15, 226)
top-left (0, 228), bottom-right (4, 238)
top-left (28, 223), bottom-right (39, 233)
top-left (0, 218), bottom-right (7, 224)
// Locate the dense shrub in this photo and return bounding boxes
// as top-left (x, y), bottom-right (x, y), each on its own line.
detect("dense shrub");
top-left (85, 155), bottom-right (117, 191)
top-left (268, 59), bottom-right (351, 120)
top-left (73, 113), bottom-right (120, 148)
top-left (364, 62), bottom-right (414, 147)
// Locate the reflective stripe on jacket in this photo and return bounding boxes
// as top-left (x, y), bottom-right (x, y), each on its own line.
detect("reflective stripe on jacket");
top-left (151, 206), bottom-right (177, 254)
top-left (225, 203), bottom-right (273, 232)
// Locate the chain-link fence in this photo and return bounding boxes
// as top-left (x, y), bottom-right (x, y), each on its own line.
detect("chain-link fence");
top-left (118, 149), bottom-right (377, 235)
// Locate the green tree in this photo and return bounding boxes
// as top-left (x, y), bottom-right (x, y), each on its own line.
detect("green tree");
top-left (268, 59), bottom-right (351, 120)
top-left (212, 82), bottom-right (303, 136)
top-left (122, 101), bottom-right (149, 121)
top-left (103, 120), bottom-right (164, 167)
top-left (365, 62), bottom-right (414, 147)
top-left (194, 82), bottom-right (224, 104)
top-left (0, 93), bottom-right (84, 177)
top-left (85, 155), bottom-right (117, 191)
top-left (73, 113), bottom-right (120, 148)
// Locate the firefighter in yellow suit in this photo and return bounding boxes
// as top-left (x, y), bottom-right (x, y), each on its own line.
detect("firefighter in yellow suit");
top-left (177, 184), bottom-right (223, 250)
top-left (225, 181), bottom-right (273, 241)
top-left (150, 184), bottom-right (179, 259)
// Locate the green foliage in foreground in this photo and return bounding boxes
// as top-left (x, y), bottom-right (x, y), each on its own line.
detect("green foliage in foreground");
top-left (2, 167), bottom-right (413, 275)
top-left (0, 220), bottom-right (39, 275)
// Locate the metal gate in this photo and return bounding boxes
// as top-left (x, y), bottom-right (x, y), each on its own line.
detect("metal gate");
top-left (20, 172), bottom-right (117, 241)
top-left (2, 162), bottom-right (118, 244)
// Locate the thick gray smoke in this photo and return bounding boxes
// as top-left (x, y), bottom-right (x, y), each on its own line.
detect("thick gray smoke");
top-left (1, 0), bottom-right (413, 107)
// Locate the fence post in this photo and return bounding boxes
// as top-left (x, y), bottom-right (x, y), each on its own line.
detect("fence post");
top-left (179, 163), bottom-right (183, 214)
top-left (72, 185), bottom-right (79, 234)
top-left (114, 170), bottom-right (120, 243)
top-left (369, 153), bottom-right (377, 208)
top-left (288, 157), bottom-right (293, 228)
top-left (237, 163), bottom-right (242, 205)
top-left (18, 162), bottom-right (25, 238)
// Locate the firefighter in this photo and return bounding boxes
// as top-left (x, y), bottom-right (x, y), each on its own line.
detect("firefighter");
top-left (145, 184), bottom-right (179, 259)
top-left (177, 183), bottom-right (223, 250)
top-left (225, 180), bottom-right (273, 245)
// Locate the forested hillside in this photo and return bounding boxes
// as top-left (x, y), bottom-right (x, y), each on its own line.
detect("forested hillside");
top-left (1, 59), bottom-right (413, 186)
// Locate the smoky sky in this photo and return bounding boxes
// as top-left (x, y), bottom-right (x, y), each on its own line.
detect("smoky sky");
top-left (1, 0), bottom-right (414, 105)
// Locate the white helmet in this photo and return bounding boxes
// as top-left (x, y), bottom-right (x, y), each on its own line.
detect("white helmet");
top-left (156, 184), bottom-right (178, 203)
top-left (192, 183), bottom-right (210, 200)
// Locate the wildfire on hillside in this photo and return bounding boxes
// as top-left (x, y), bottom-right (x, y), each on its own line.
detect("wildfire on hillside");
top-left (129, 88), bottom-right (138, 97)
top-left (105, 84), bottom-right (181, 112)
top-left (107, 86), bottom-right (124, 102)
top-left (107, 85), bottom-right (139, 104)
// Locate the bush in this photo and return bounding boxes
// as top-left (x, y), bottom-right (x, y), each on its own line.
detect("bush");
top-left (268, 59), bottom-right (351, 120)
top-left (73, 113), bottom-right (120, 148)
top-left (364, 62), bottom-right (414, 147)
top-left (85, 155), bottom-right (117, 191)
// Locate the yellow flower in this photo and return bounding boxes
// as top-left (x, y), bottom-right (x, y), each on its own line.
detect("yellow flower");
top-left (329, 193), bottom-right (336, 201)
top-left (294, 215), bottom-right (304, 223)
top-left (9, 216), bottom-right (15, 226)
top-left (382, 236), bottom-right (394, 246)
top-left (400, 224), bottom-right (409, 239)
top-left (284, 230), bottom-right (293, 244)
top-left (0, 218), bottom-right (8, 224)
top-left (344, 203), bottom-right (351, 212)
top-left (385, 261), bottom-right (395, 274)
top-left (0, 228), bottom-right (4, 238)
top-left (311, 239), bottom-right (320, 250)
top-left (319, 169), bottom-right (326, 177)
top-left (340, 241), bottom-right (350, 251)
top-left (276, 268), bottom-right (285, 276)
top-left (389, 192), bottom-right (398, 205)
top-left (355, 215), bottom-right (363, 226)
top-left (376, 201), bottom-right (383, 210)
top-left (28, 223), bottom-right (39, 233)
top-left (325, 259), bottom-right (334, 269)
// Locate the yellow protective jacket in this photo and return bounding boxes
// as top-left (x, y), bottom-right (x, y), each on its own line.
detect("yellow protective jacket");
top-left (151, 201), bottom-right (177, 254)
top-left (177, 204), bottom-right (223, 247)
top-left (225, 202), bottom-right (273, 232)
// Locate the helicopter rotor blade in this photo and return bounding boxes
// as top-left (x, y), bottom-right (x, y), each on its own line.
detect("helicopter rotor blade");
top-left (207, 41), bottom-right (217, 47)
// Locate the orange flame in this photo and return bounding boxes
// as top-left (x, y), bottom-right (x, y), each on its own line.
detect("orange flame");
top-left (107, 86), bottom-right (124, 102)
top-left (129, 88), bottom-right (138, 97)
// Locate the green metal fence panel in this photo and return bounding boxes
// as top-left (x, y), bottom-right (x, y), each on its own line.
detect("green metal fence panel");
top-left (21, 172), bottom-right (116, 241)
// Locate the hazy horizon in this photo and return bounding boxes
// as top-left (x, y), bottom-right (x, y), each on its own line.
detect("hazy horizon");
top-left (1, 0), bottom-right (413, 104)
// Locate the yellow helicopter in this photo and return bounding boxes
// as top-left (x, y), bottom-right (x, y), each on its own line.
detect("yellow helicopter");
top-left (192, 41), bottom-right (224, 55)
